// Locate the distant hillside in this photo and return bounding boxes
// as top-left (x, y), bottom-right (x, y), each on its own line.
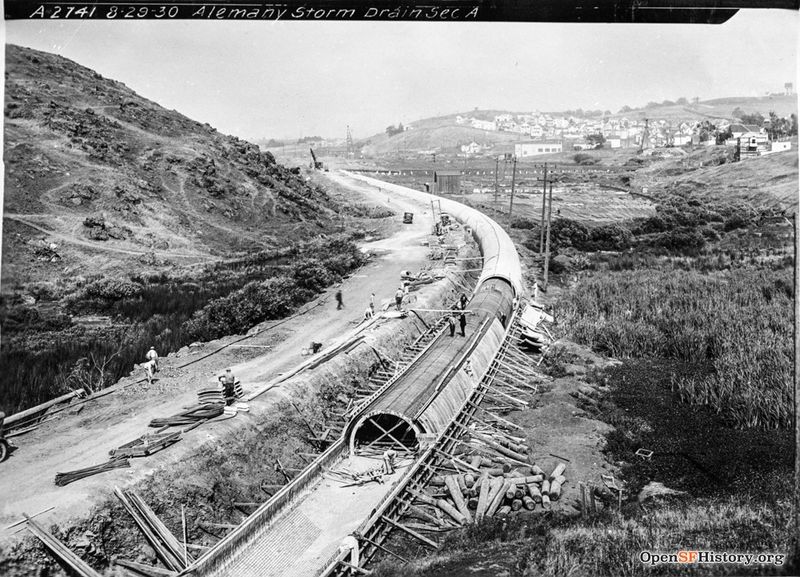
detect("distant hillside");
top-left (3, 44), bottom-right (340, 288)
top-left (361, 95), bottom-right (797, 156)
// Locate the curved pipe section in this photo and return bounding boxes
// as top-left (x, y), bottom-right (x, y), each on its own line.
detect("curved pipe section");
top-left (341, 172), bottom-right (524, 298)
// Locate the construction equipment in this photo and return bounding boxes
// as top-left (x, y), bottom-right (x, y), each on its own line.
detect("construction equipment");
top-left (403, 212), bottom-right (414, 224)
top-left (0, 413), bottom-right (9, 462)
top-left (309, 147), bottom-right (324, 170)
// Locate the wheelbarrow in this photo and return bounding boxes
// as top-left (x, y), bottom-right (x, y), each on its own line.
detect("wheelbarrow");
top-left (0, 412), bottom-right (10, 462)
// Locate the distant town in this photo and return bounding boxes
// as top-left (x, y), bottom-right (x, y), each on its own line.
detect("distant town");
top-left (262, 87), bottom-right (798, 161)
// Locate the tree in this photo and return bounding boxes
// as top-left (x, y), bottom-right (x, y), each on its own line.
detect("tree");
top-left (732, 107), bottom-right (745, 119)
top-left (385, 124), bottom-right (404, 137)
top-left (740, 112), bottom-right (765, 126)
top-left (790, 114), bottom-right (798, 136)
top-left (586, 133), bottom-right (606, 149)
top-left (694, 120), bottom-right (717, 142)
top-left (676, 97), bottom-right (688, 105)
top-left (619, 105), bottom-right (633, 113)
top-left (662, 99), bottom-right (675, 106)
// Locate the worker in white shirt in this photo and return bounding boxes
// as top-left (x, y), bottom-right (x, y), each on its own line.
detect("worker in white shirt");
top-left (146, 346), bottom-right (159, 372)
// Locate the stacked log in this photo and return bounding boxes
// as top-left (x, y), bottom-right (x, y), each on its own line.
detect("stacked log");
top-left (407, 449), bottom-right (570, 529)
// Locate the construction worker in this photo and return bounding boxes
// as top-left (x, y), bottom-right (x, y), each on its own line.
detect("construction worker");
top-left (219, 368), bottom-right (236, 404)
top-left (364, 306), bottom-right (373, 320)
top-left (338, 533), bottom-right (360, 566)
top-left (394, 286), bottom-right (404, 310)
top-left (146, 346), bottom-right (159, 372)
top-left (335, 289), bottom-right (344, 310)
top-left (369, 292), bottom-right (376, 314)
top-left (382, 449), bottom-right (397, 474)
top-left (459, 293), bottom-right (468, 310)
top-left (144, 359), bottom-right (156, 384)
top-left (448, 314), bottom-right (456, 337)
top-left (459, 311), bottom-right (467, 337)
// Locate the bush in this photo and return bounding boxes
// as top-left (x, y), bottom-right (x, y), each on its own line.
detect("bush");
top-left (510, 217), bottom-right (537, 229)
top-left (587, 224), bottom-right (633, 251)
top-left (183, 276), bottom-right (301, 341)
top-left (550, 218), bottom-right (590, 250)
top-left (291, 258), bottom-right (335, 293)
top-left (82, 278), bottom-right (143, 300)
top-left (649, 228), bottom-right (706, 254)
top-left (573, 153), bottom-right (598, 165)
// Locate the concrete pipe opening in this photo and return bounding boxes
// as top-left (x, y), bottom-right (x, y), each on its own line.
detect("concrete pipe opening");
top-left (350, 412), bottom-right (420, 455)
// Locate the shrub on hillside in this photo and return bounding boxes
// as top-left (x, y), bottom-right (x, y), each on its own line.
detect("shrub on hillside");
top-left (291, 258), bottom-right (335, 293)
top-left (573, 153), bottom-right (599, 165)
top-left (183, 276), bottom-right (300, 341)
top-left (587, 224), bottom-right (633, 251)
top-left (510, 217), bottom-right (537, 229)
top-left (82, 278), bottom-right (143, 300)
top-left (649, 228), bottom-right (706, 254)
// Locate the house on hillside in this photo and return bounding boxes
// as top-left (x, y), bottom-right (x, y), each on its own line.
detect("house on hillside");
top-left (729, 124), bottom-right (765, 139)
top-left (471, 119), bottom-right (496, 131)
top-left (515, 140), bottom-right (563, 157)
top-left (460, 141), bottom-right (482, 154)
top-left (736, 132), bottom-right (769, 158)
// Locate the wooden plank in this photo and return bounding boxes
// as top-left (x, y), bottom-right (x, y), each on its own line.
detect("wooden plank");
top-left (115, 558), bottom-right (178, 577)
top-left (381, 515), bottom-right (439, 549)
top-left (360, 536), bottom-right (409, 563)
top-left (25, 515), bottom-right (103, 577)
top-left (5, 390), bottom-right (84, 427)
top-left (337, 560), bottom-right (372, 575)
top-left (4, 506), bottom-right (55, 530)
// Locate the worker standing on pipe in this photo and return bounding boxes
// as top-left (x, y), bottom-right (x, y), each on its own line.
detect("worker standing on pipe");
top-left (459, 311), bottom-right (467, 337)
top-left (448, 314), bottom-right (456, 337)
top-left (335, 289), bottom-right (344, 310)
top-left (339, 533), bottom-right (361, 566)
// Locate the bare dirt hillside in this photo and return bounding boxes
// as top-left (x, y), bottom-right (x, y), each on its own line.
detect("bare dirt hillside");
top-left (3, 44), bottom-right (342, 289)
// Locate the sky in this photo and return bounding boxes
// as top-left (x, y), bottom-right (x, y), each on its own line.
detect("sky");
top-left (5, 9), bottom-right (798, 141)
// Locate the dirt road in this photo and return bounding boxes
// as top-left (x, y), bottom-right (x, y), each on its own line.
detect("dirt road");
top-left (0, 171), bottom-right (439, 544)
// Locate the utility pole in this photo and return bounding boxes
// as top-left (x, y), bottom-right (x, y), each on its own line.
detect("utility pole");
top-left (543, 179), bottom-right (554, 291)
top-left (508, 156), bottom-right (517, 226)
top-left (494, 156), bottom-right (499, 206)
top-left (539, 162), bottom-right (549, 254)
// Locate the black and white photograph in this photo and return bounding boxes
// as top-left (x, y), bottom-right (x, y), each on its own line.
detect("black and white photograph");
top-left (0, 3), bottom-right (798, 576)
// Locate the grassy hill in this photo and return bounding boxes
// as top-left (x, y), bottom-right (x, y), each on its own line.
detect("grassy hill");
top-left (3, 44), bottom-right (343, 290)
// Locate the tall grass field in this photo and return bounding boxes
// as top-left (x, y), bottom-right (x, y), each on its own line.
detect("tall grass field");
top-left (555, 265), bottom-right (793, 429)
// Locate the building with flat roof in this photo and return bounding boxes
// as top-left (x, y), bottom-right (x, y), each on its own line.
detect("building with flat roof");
top-left (514, 140), bottom-right (563, 157)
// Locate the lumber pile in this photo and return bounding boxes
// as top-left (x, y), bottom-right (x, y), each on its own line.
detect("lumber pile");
top-left (54, 457), bottom-right (130, 486)
top-left (148, 404), bottom-right (224, 428)
top-left (408, 461), bottom-right (569, 528)
top-left (115, 487), bottom-right (192, 571)
top-left (110, 431), bottom-right (181, 458)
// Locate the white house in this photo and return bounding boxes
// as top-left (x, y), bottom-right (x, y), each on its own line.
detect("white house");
top-left (460, 141), bottom-right (482, 154)
top-left (471, 119), bottom-right (497, 131)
